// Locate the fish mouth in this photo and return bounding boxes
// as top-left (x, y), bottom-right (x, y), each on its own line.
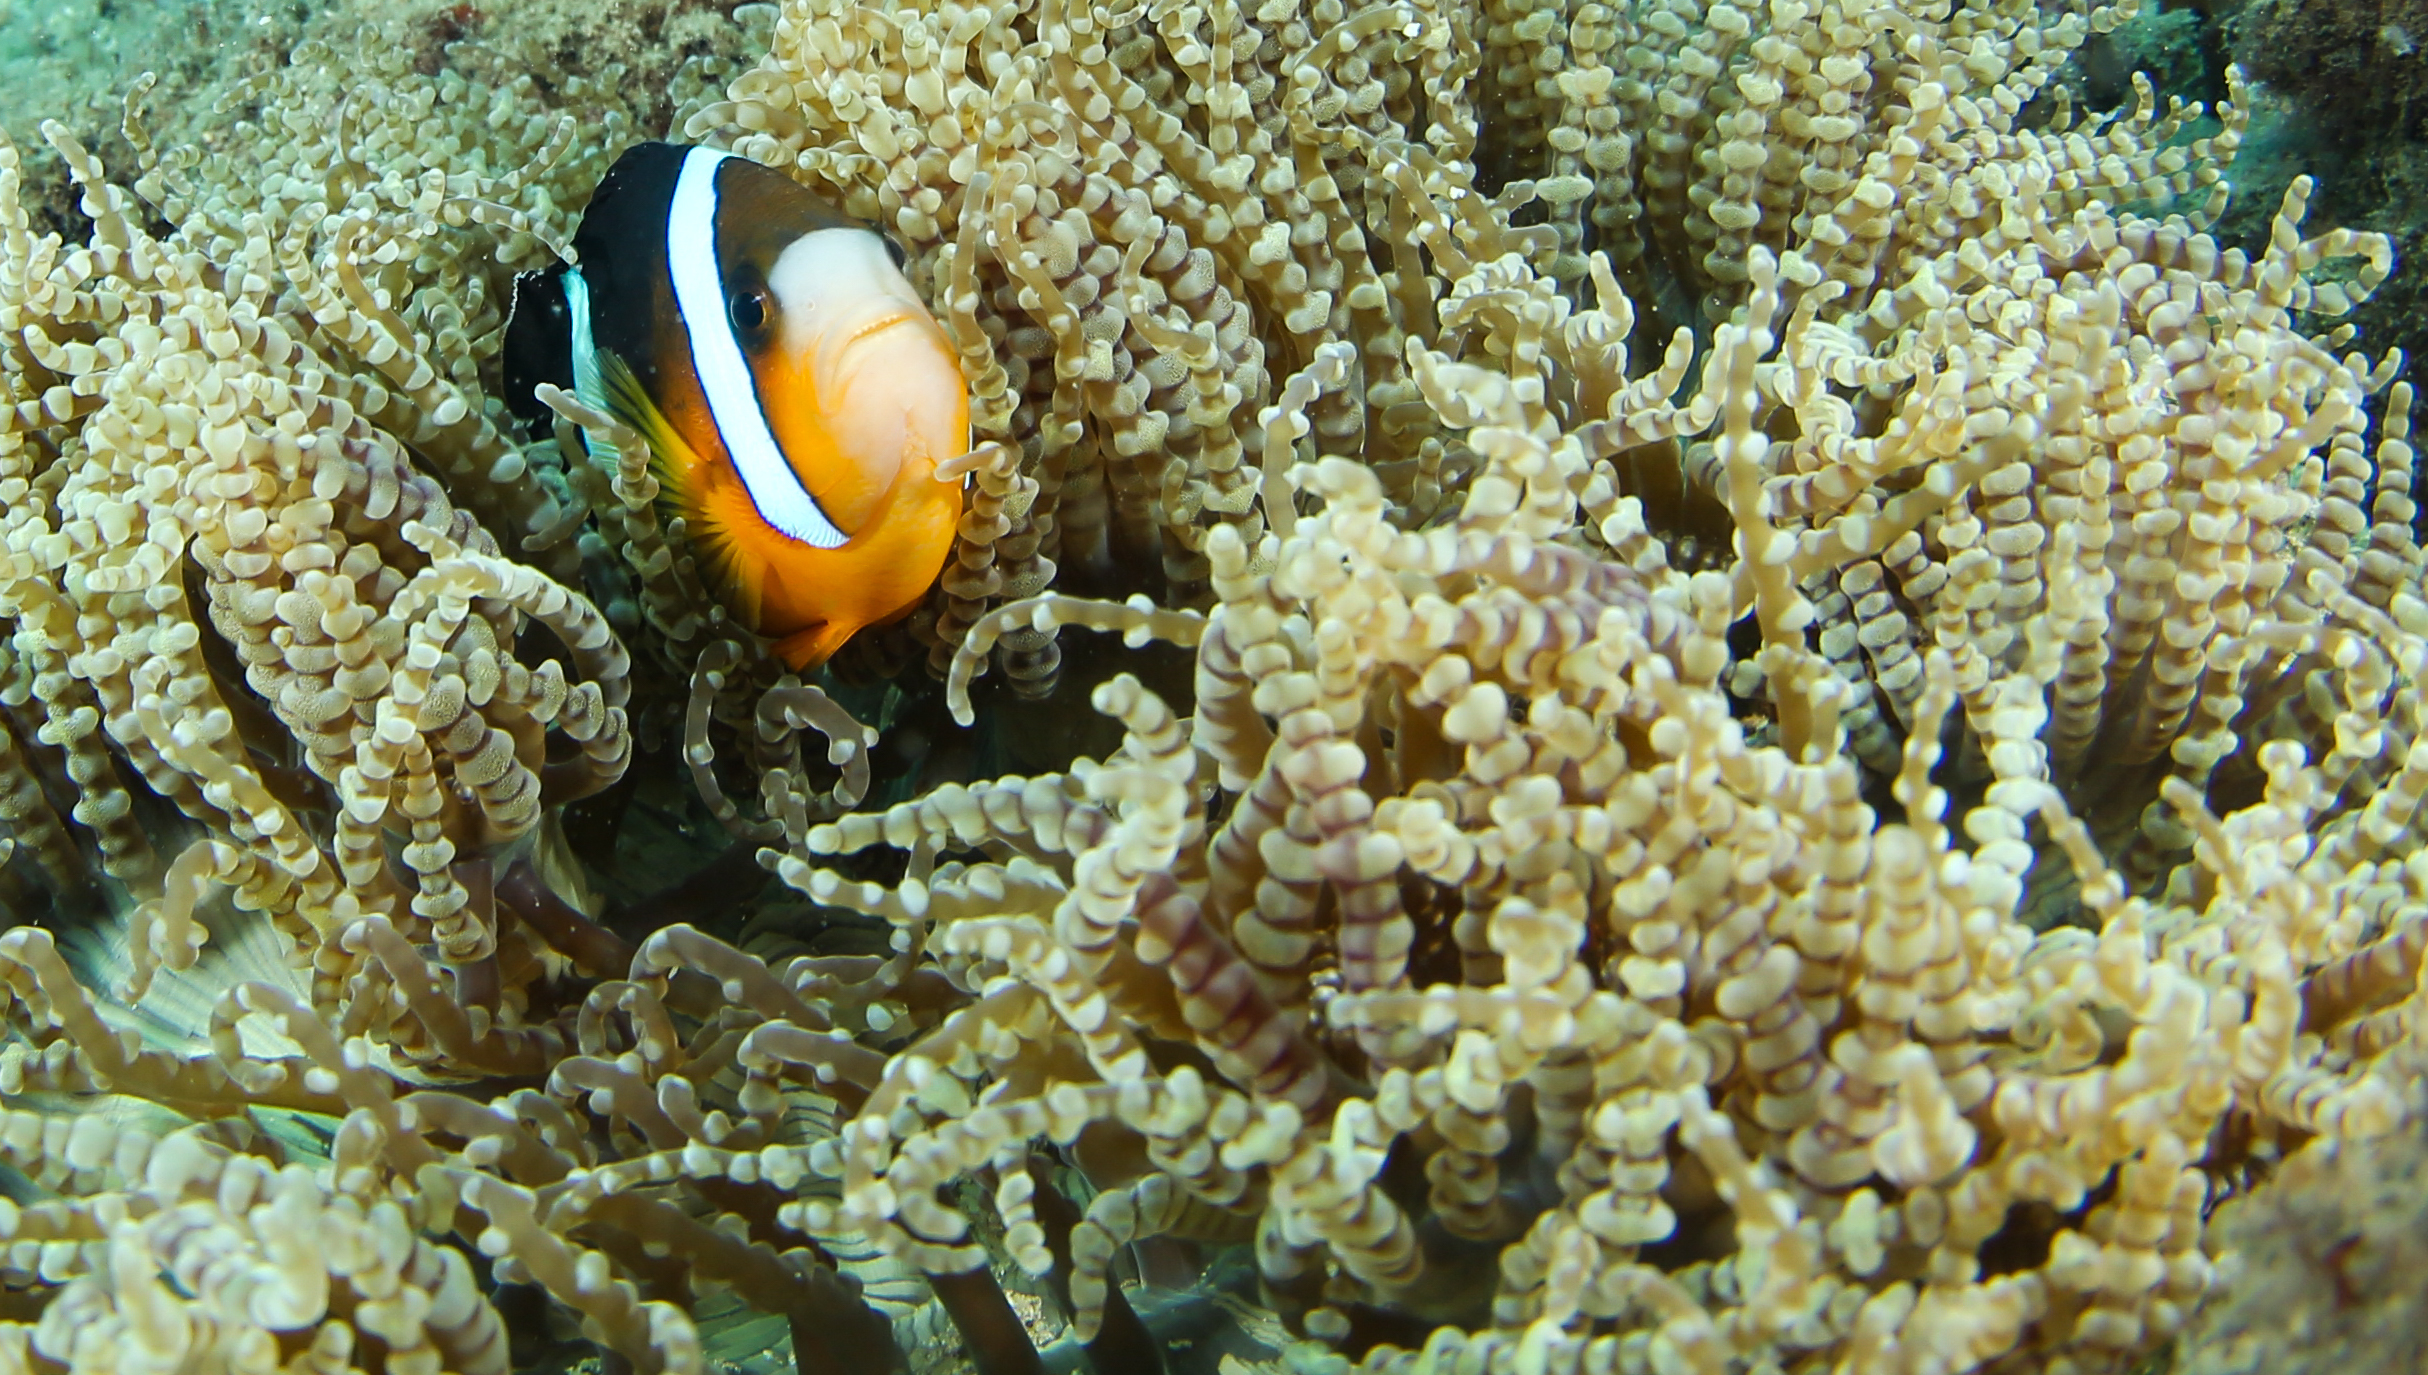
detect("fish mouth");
top-left (841, 308), bottom-right (926, 350)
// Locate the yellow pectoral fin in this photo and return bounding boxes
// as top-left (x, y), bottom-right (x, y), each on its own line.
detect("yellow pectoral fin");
top-left (597, 351), bottom-right (698, 493)
top-left (596, 350), bottom-right (758, 625)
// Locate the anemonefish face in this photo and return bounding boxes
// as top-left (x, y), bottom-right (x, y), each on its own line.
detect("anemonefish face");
top-left (507, 143), bottom-right (969, 669)
top-left (754, 225), bottom-right (968, 536)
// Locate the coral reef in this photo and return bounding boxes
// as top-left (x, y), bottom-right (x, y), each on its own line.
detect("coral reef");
top-left (2226, 0), bottom-right (2428, 140)
top-left (2177, 0), bottom-right (2428, 444)
top-left (0, 0), bottom-right (2418, 1373)
top-left (2162, 1096), bottom-right (2428, 1375)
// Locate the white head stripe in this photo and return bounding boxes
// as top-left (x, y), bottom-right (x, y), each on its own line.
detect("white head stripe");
top-left (668, 147), bottom-right (847, 549)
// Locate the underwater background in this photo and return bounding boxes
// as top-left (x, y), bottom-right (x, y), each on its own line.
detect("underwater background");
top-left (0, 0), bottom-right (2424, 1373)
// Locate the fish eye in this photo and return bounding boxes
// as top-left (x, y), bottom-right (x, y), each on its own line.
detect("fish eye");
top-left (729, 286), bottom-right (770, 334)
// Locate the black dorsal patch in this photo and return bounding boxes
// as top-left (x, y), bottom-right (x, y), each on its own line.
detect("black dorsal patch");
top-left (500, 267), bottom-right (574, 431)
top-left (570, 141), bottom-right (693, 406)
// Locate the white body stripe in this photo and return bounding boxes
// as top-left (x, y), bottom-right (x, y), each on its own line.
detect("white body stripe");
top-left (565, 267), bottom-right (601, 409)
top-left (667, 147), bottom-right (848, 549)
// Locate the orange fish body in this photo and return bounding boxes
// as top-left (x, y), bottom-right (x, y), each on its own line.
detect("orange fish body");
top-left (507, 142), bottom-right (966, 668)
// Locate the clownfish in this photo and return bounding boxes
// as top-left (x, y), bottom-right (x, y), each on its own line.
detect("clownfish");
top-left (504, 142), bottom-right (967, 668)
